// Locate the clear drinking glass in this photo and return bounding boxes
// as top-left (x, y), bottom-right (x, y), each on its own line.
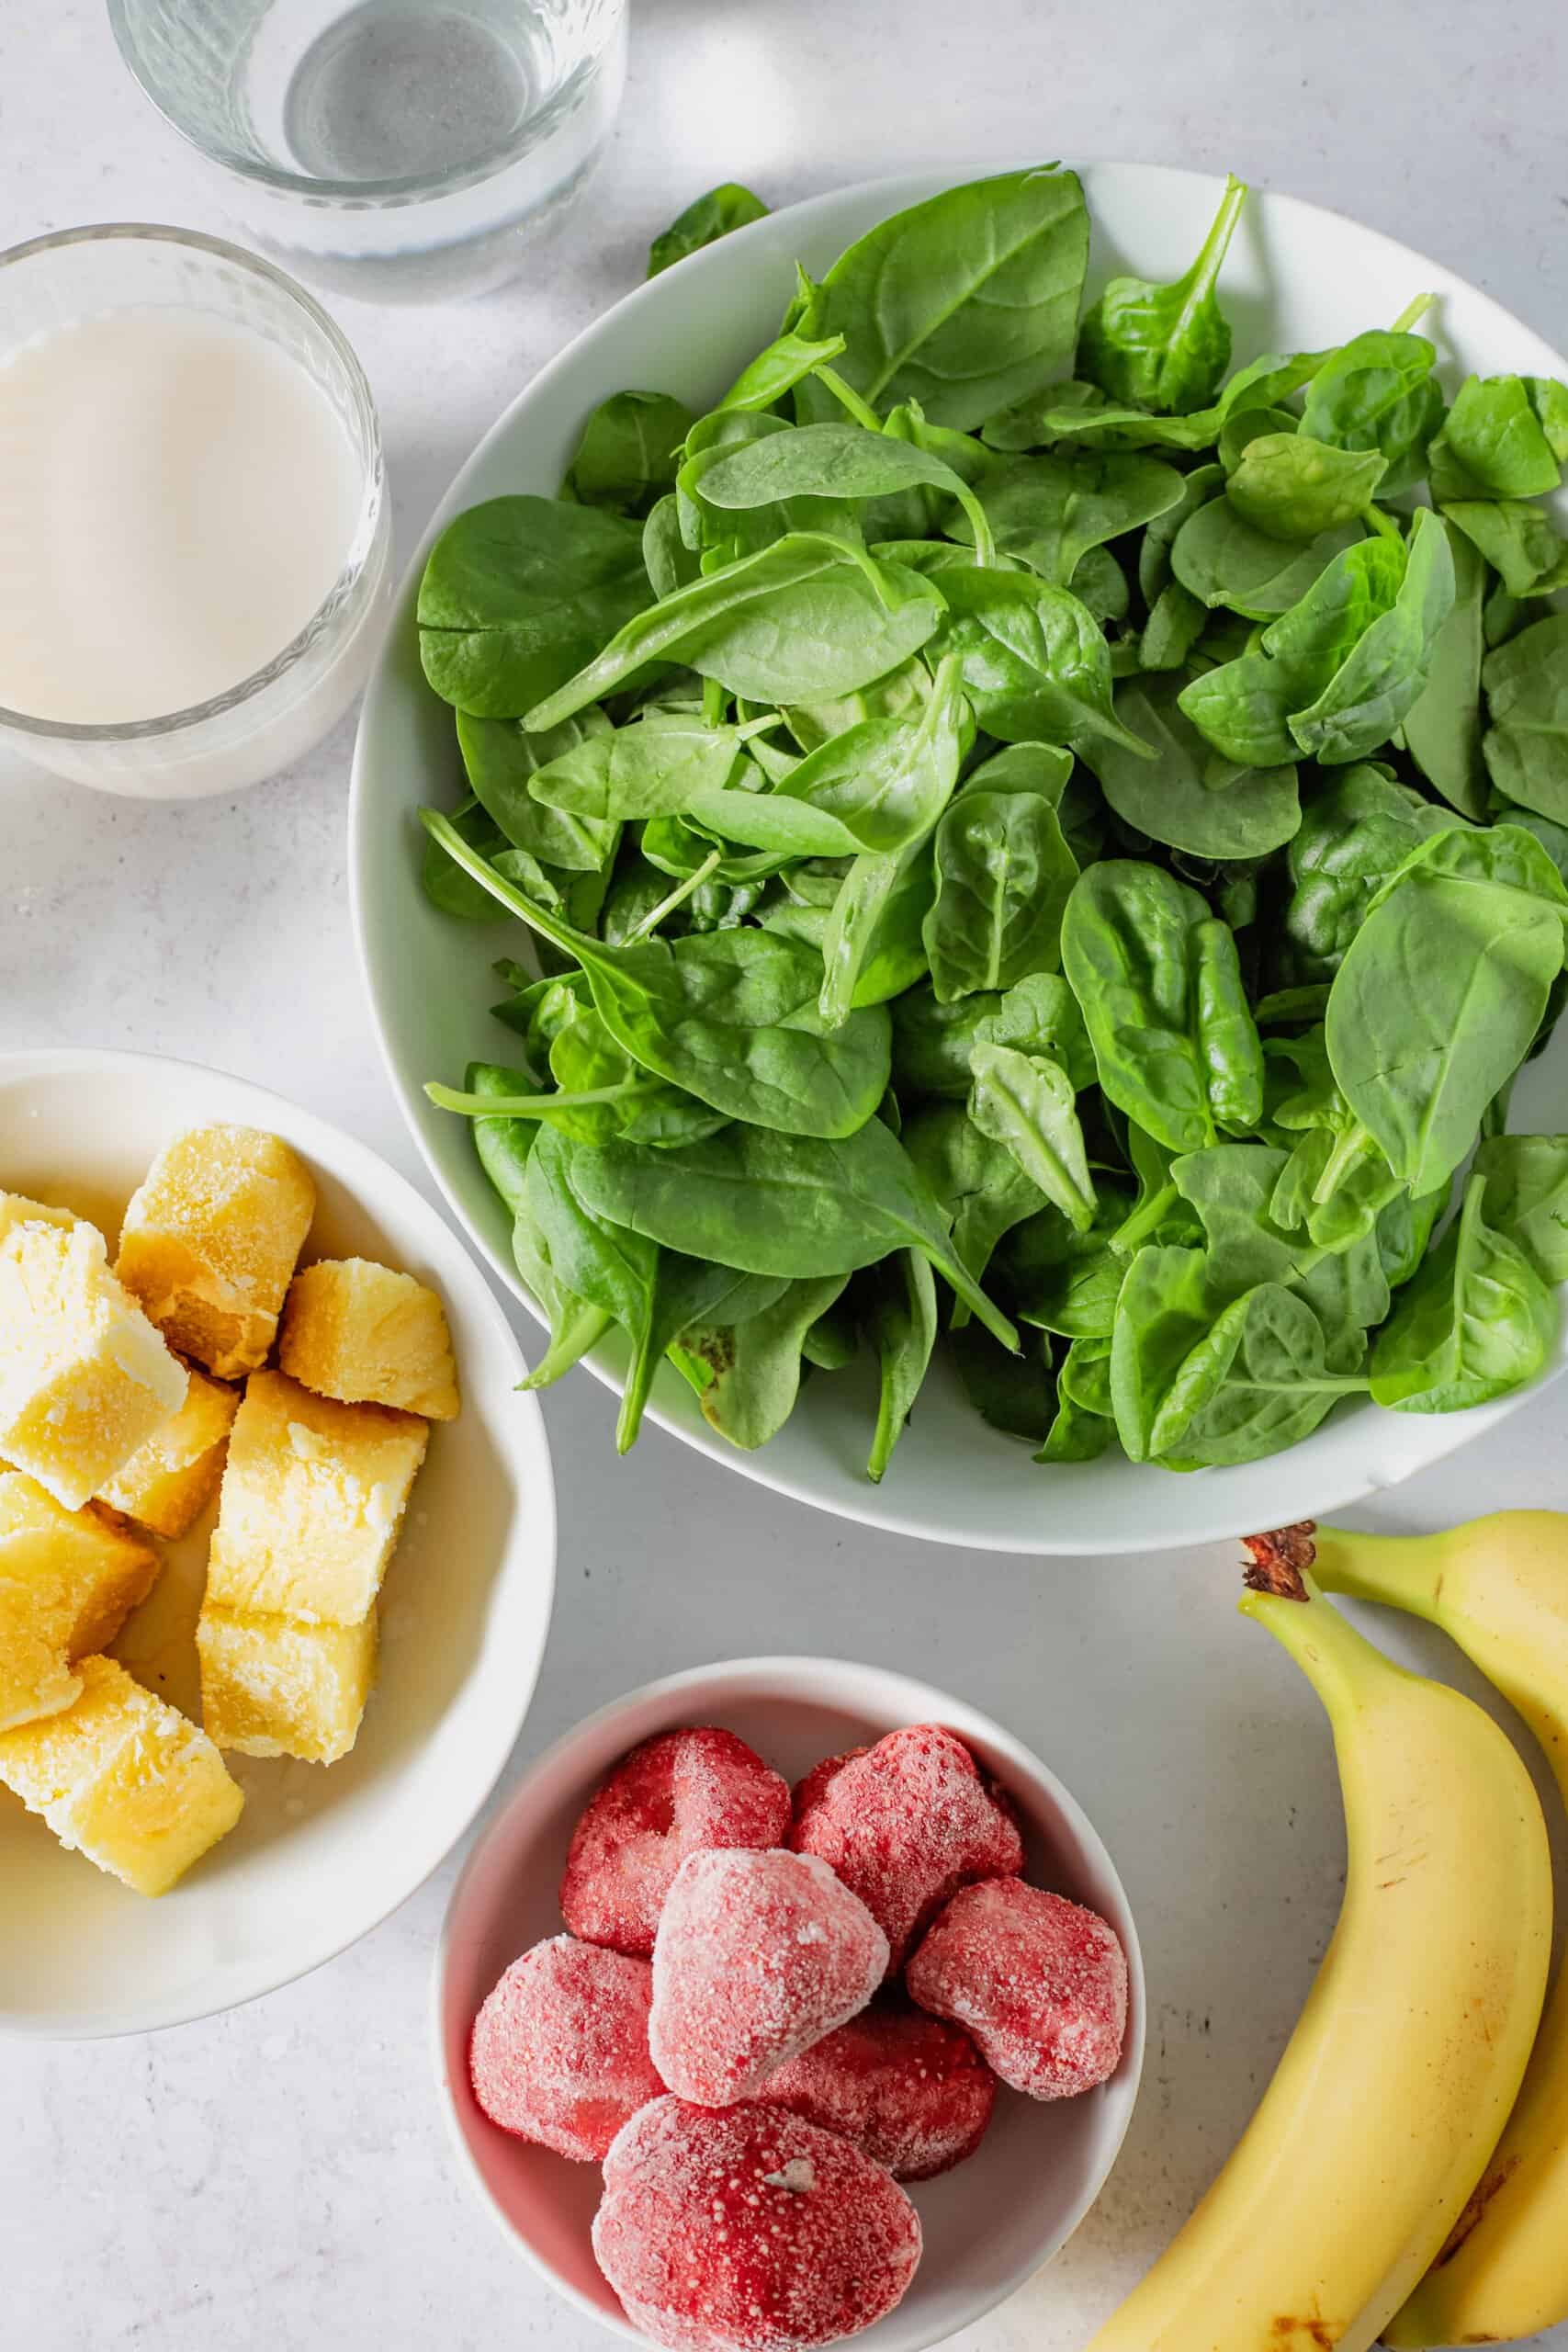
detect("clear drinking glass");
top-left (0, 225), bottom-right (390, 798)
top-left (107, 0), bottom-right (629, 301)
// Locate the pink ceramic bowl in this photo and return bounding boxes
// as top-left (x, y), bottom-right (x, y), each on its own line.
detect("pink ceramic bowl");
top-left (432, 1657), bottom-right (1145, 2350)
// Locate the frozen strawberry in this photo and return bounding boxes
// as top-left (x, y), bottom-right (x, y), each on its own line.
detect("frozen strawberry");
top-left (788, 1747), bottom-right (865, 1819)
top-left (907, 1878), bottom-right (1128, 2100)
top-left (562, 1726), bottom-right (792, 1959)
top-left (764, 1993), bottom-right (996, 2180)
top-left (469, 1935), bottom-right (664, 2162)
top-left (649, 1848), bottom-right (888, 2106)
top-left (592, 2097), bottom-right (922, 2351)
top-left (790, 1724), bottom-right (1024, 1971)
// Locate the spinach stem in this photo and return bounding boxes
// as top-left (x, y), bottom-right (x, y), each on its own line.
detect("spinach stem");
top-left (420, 807), bottom-right (591, 963)
top-left (425, 1080), bottom-right (660, 1118)
top-left (1390, 291), bottom-right (1435, 334)
top-left (702, 674), bottom-right (726, 727)
top-left (626, 848), bottom-right (724, 942)
top-left (813, 365), bottom-right (886, 435)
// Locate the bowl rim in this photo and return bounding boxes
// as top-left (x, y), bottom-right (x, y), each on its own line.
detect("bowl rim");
top-left (0, 222), bottom-right (386, 743)
top-left (0, 1042), bottom-right (558, 2039)
top-left (350, 157), bottom-right (1568, 1557)
top-left (430, 1653), bottom-right (1146, 2347)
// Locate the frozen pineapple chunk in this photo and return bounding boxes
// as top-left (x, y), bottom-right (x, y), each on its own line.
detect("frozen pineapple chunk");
top-left (116, 1125), bottom-right (316, 1379)
top-left (0, 1471), bottom-right (162, 1730)
top-left (0, 1215), bottom-right (187, 1510)
top-left (279, 1258), bottom-right (460, 1420)
top-left (0, 1655), bottom-right (243, 1895)
top-left (197, 1604), bottom-right (378, 1763)
top-left (96, 1363), bottom-right (239, 1539)
top-left (204, 1370), bottom-right (427, 1626)
top-left (0, 1191), bottom-right (79, 1242)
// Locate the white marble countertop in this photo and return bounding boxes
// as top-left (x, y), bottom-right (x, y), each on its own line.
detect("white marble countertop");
top-left (4, 3), bottom-right (1568, 2346)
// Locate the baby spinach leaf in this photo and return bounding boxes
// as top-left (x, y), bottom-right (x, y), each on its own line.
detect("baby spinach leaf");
top-left (933, 570), bottom-right (1155, 754)
top-left (1139, 581), bottom-right (1209, 672)
top-left (1326, 824), bottom-right (1568, 1196)
top-left (1062, 863), bottom-right (1258, 1153)
top-left (1443, 499), bottom-right (1568, 599)
top-left (1140, 464), bottom-right (1225, 602)
top-left (1370, 1173), bottom-right (1558, 1412)
top-left (948, 1322), bottom-right (1060, 1442)
top-left (421, 796), bottom-right (510, 920)
top-left (901, 1102), bottom-right (1044, 1290)
top-left (565, 391), bottom-right (694, 514)
top-left (697, 422), bottom-right (996, 564)
top-left (649, 183), bottom-right (769, 277)
top-left (1152, 1283), bottom-right (1368, 1465)
top-left (527, 709), bottom-right (758, 823)
top-left (1036, 1338), bottom-right (1118, 1460)
top-left (1196, 917), bottom-right (1266, 1131)
top-left (458, 709), bottom-right (620, 871)
top-left (864, 1250), bottom-right (940, 1479)
top-left (1108, 1244), bottom-right (1216, 1459)
top-left (1216, 405), bottom-right (1302, 473)
top-left (970, 449), bottom-right (1187, 585)
top-left (1483, 612), bottom-right (1568, 821)
top-left (1398, 521), bottom-right (1489, 818)
top-left (1299, 329), bottom-right (1443, 496)
top-left (1474, 1132), bottom-right (1568, 1283)
top-left (1079, 679), bottom-right (1301, 861)
top-left (1170, 500), bottom-right (1363, 620)
top-left (642, 494), bottom-right (699, 599)
top-left (1224, 434), bottom-right (1387, 543)
top-left (1287, 505), bottom-right (1455, 762)
top-left (1077, 175), bottom-right (1247, 414)
top-left (777, 651), bottom-right (966, 854)
top-left (1181, 513), bottom-right (1453, 768)
top-left (976, 971), bottom-right (1097, 1090)
top-left (923, 788), bottom-right (1078, 1000)
top-left (1282, 764), bottom-right (1454, 975)
top-left (418, 496), bottom-right (651, 718)
top-left (525, 535), bottom-right (944, 728)
top-left (679, 1273), bottom-right (851, 1450)
top-left (716, 331), bottom-right (848, 415)
top-left (423, 808), bottom-right (892, 1136)
top-left (565, 1119), bottom-right (1019, 1347)
top-left (818, 840), bottom-right (935, 1025)
top-left (981, 389), bottom-right (1220, 455)
top-left (1428, 374), bottom-right (1565, 501)
top-left (969, 1043), bottom-right (1097, 1230)
top-left (999, 1187), bottom-right (1134, 1338)
top-left (796, 166), bottom-right (1089, 428)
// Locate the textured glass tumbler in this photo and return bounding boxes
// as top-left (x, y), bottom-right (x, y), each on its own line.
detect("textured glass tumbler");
top-left (108, 0), bottom-right (628, 301)
top-left (0, 225), bottom-right (390, 798)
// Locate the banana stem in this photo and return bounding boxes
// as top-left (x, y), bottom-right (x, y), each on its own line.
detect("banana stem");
top-left (1239, 1565), bottom-right (1393, 1713)
top-left (1312, 1525), bottom-right (1446, 1623)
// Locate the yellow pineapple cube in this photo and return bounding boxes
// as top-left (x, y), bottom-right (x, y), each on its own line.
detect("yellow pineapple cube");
top-left (0, 1217), bottom-right (187, 1510)
top-left (116, 1125), bottom-right (316, 1379)
top-left (0, 1190), bottom-right (79, 1242)
top-left (278, 1258), bottom-right (460, 1420)
top-left (96, 1363), bottom-right (239, 1539)
top-left (0, 1654), bottom-right (243, 1895)
top-left (197, 1604), bottom-right (378, 1763)
top-left (0, 1470), bottom-right (162, 1728)
top-left (204, 1370), bottom-right (427, 1626)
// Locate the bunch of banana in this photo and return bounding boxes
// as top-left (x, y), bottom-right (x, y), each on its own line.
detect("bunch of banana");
top-left (1088, 1521), bottom-right (1553, 2352)
top-left (1314, 1511), bottom-right (1568, 2346)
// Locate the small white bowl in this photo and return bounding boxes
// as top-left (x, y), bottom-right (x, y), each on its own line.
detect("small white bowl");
top-left (0, 1047), bottom-right (556, 2038)
top-left (434, 1657), bottom-right (1145, 2352)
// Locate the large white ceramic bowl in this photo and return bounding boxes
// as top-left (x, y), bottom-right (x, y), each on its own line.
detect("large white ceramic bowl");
top-left (0, 1048), bottom-right (556, 2037)
top-left (351, 161), bottom-right (1568, 1555)
top-left (434, 1657), bottom-right (1144, 2352)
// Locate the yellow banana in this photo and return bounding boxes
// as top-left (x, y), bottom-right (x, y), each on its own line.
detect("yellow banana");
top-left (1314, 1510), bottom-right (1568, 2346)
top-left (1088, 1537), bottom-right (1551, 2352)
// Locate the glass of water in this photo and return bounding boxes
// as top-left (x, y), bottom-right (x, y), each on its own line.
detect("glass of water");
top-left (108, 0), bottom-right (627, 300)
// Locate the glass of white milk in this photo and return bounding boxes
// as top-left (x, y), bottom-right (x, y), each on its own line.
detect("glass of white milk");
top-left (108, 0), bottom-right (627, 301)
top-left (0, 225), bottom-right (391, 798)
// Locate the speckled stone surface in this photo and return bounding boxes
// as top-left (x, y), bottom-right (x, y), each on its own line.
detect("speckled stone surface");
top-left (4, 2), bottom-right (1568, 2346)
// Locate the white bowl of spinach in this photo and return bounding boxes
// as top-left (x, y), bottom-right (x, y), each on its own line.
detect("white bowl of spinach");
top-left (351, 161), bottom-right (1568, 1555)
